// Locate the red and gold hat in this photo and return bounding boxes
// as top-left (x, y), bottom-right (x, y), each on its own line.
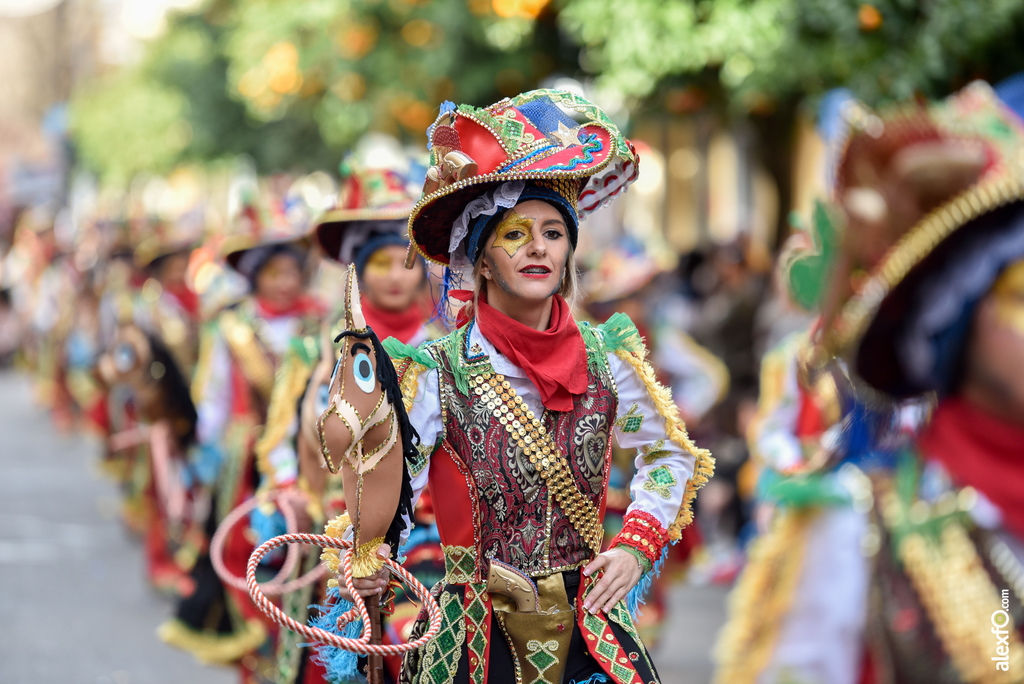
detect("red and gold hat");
top-left (313, 164), bottom-right (418, 265)
top-left (789, 81), bottom-right (1024, 397)
top-left (221, 179), bottom-right (313, 276)
top-left (407, 89), bottom-right (640, 265)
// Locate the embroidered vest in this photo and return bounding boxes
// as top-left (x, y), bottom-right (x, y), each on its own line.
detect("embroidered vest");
top-left (427, 322), bottom-right (617, 577)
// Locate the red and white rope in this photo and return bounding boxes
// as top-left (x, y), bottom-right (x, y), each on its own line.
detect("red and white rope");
top-left (210, 490), bottom-right (325, 594)
top-left (246, 533), bottom-right (443, 654)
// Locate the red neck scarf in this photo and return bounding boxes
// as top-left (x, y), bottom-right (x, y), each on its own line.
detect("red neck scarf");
top-left (475, 292), bottom-right (588, 412)
top-left (918, 397), bottom-right (1024, 539)
top-left (165, 284), bottom-right (200, 319)
top-left (362, 299), bottom-right (425, 345)
top-left (255, 295), bottom-right (322, 320)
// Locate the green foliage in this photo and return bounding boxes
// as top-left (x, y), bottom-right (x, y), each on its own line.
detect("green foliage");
top-left (221, 0), bottom-right (572, 150)
top-left (72, 0), bottom-right (574, 181)
top-left (560, 0), bottom-right (1024, 107)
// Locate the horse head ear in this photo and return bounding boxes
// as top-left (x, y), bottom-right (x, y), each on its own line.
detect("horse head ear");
top-left (345, 264), bottom-right (366, 330)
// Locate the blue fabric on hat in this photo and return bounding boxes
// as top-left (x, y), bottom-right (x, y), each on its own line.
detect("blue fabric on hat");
top-left (465, 182), bottom-right (579, 264)
top-left (517, 96), bottom-right (580, 137)
top-left (353, 232), bottom-right (410, 276)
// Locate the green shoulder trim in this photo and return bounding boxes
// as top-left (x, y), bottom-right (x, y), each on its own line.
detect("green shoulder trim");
top-left (596, 312), bottom-right (645, 355)
top-left (287, 333), bottom-right (321, 367)
top-left (383, 336), bottom-right (439, 370)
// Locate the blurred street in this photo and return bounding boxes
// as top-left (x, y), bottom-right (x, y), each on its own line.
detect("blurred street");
top-left (0, 371), bottom-right (232, 684)
top-left (0, 368), bottom-right (729, 684)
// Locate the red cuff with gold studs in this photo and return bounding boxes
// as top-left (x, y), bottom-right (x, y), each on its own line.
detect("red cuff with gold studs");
top-left (608, 510), bottom-right (668, 567)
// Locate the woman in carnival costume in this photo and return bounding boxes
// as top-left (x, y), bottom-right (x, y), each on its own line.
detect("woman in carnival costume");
top-left (332, 89), bottom-right (714, 684)
top-left (727, 81), bottom-right (1024, 684)
top-left (253, 160), bottom-right (446, 684)
top-left (159, 187), bottom-right (324, 682)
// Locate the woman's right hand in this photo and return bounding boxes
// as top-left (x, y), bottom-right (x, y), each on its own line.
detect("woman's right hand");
top-left (336, 543), bottom-right (391, 600)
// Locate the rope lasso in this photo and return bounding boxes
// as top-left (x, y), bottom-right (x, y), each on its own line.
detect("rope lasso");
top-left (246, 533), bottom-right (443, 654)
top-left (210, 489), bottom-right (325, 594)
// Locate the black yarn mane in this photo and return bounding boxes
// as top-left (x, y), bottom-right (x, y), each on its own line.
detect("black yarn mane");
top-left (145, 332), bottom-right (198, 448)
top-left (335, 326), bottom-right (418, 558)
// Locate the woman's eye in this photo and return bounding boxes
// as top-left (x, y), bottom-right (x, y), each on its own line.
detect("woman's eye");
top-left (352, 351), bottom-right (375, 393)
top-left (544, 230), bottom-right (563, 240)
top-left (504, 230), bottom-right (523, 241)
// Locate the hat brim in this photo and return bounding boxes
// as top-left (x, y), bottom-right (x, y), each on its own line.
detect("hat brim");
top-left (135, 237), bottom-right (198, 269)
top-left (313, 206), bottom-right (411, 263)
top-left (408, 124), bottom-right (620, 265)
top-left (833, 181), bottom-right (1024, 397)
top-left (222, 233), bottom-right (311, 272)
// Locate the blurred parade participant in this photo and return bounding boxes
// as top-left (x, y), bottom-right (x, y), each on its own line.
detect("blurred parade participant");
top-left (159, 190), bottom-right (323, 681)
top-left (714, 231), bottom-right (877, 684)
top-left (252, 160), bottom-right (444, 684)
top-left (97, 212), bottom-right (203, 592)
top-left (725, 81), bottom-right (1024, 684)
top-left (583, 236), bottom-right (728, 644)
top-left (320, 90), bottom-right (713, 684)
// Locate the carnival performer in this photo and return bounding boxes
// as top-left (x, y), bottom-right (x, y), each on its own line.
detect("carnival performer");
top-left (736, 81), bottom-right (1024, 684)
top-left (107, 214), bottom-right (203, 594)
top-left (159, 192), bottom-right (323, 682)
top-left (328, 90), bottom-right (714, 684)
top-left (253, 162), bottom-right (445, 684)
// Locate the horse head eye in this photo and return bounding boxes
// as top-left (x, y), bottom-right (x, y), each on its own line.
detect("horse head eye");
top-left (352, 351), bottom-right (375, 394)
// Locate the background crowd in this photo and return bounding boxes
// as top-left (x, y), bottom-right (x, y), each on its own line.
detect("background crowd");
top-left (4, 1), bottom-right (1024, 684)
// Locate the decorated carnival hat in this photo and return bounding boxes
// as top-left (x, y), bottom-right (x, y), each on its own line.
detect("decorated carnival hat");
top-left (407, 89), bottom-right (640, 268)
top-left (313, 161), bottom-right (421, 274)
top-left (221, 179), bottom-right (314, 279)
top-left (582, 234), bottom-right (666, 304)
top-left (134, 208), bottom-right (204, 269)
top-left (789, 81), bottom-right (1024, 398)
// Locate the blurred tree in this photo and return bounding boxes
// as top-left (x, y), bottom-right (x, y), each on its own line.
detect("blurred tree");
top-left (560, 0), bottom-right (1024, 109)
top-left (72, 4), bottom-right (336, 185)
top-left (221, 0), bottom-right (574, 149)
top-left (72, 0), bottom-right (578, 183)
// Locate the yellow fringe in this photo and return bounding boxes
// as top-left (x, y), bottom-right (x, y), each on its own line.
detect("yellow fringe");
top-left (320, 513), bottom-right (387, 582)
top-left (712, 509), bottom-right (815, 684)
top-left (220, 309), bottom-right (276, 401)
top-left (614, 348), bottom-right (715, 540)
top-left (157, 617), bottom-right (267, 665)
top-left (190, 324), bottom-right (215, 406)
top-left (253, 349), bottom-right (316, 486)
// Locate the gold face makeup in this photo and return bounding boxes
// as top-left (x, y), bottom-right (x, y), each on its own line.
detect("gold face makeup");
top-left (363, 250), bottom-right (393, 278)
top-left (992, 260), bottom-right (1024, 337)
top-left (491, 211), bottom-right (535, 258)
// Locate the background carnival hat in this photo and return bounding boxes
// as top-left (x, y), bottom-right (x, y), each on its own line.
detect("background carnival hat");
top-left (134, 208), bottom-right (204, 269)
top-left (789, 81), bottom-right (1024, 398)
top-left (407, 89), bottom-right (640, 266)
top-left (313, 159), bottom-right (421, 269)
top-left (221, 177), bottom-right (314, 278)
top-left (581, 234), bottom-right (666, 304)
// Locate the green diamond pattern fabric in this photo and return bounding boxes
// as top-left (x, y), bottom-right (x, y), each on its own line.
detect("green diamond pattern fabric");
top-left (643, 465), bottom-right (677, 499)
top-left (525, 640), bottom-right (559, 684)
top-left (443, 545), bottom-right (476, 584)
top-left (420, 591), bottom-right (466, 684)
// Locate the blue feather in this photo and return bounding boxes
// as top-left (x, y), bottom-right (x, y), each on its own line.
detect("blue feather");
top-left (570, 674), bottom-right (609, 684)
top-left (626, 547), bottom-right (667, 620)
top-left (307, 587), bottom-right (366, 683)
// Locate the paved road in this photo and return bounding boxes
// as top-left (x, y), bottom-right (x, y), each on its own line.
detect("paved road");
top-left (0, 370), bottom-right (729, 684)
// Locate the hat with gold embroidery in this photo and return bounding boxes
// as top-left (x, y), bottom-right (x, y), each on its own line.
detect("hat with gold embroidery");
top-left (407, 89), bottom-right (640, 267)
top-left (788, 81), bottom-right (1024, 398)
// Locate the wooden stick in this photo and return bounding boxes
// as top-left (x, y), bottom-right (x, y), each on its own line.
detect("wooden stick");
top-left (366, 592), bottom-right (384, 684)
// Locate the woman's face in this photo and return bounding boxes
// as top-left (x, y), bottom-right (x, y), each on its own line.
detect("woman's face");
top-left (481, 199), bottom-right (570, 306)
top-left (254, 253), bottom-right (304, 310)
top-left (157, 252), bottom-right (190, 290)
top-left (361, 244), bottom-right (424, 312)
top-left (960, 287), bottom-right (1024, 425)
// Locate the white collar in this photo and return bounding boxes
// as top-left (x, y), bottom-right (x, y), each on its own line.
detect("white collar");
top-left (468, 318), bottom-right (524, 378)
